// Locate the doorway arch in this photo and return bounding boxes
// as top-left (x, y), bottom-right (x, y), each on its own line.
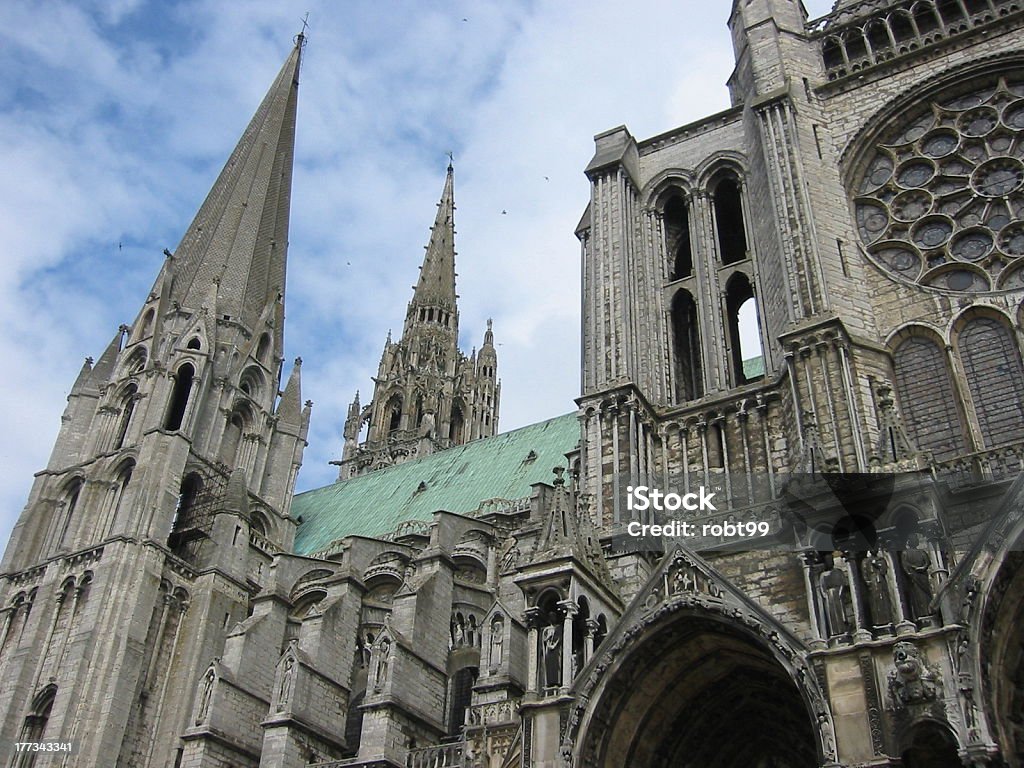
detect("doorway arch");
top-left (570, 606), bottom-right (825, 768)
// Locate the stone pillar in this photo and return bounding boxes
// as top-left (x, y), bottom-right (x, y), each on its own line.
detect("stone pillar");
top-left (559, 600), bottom-right (578, 691)
top-left (584, 619), bottom-right (599, 666)
top-left (525, 608), bottom-right (541, 696)
top-left (842, 551), bottom-right (872, 642)
top-left (799, 550), bottom-right (827, 650)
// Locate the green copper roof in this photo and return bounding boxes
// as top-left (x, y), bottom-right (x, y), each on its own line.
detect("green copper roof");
top-left (292, 413), bottom-right (580, 555)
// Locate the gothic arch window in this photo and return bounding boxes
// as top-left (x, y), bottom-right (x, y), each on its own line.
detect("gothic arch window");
top-left (342, 690), bottom-right (365, 757)
top-left (220, 406), bottom-right (251, 468)
top-left (137, 309), bottom-right (154, 340)
top-left (56, 478), bottom-right (84, 551)
top-left (239, 367), bottom-right (264, 401)
top-left (113, 384), bottom-right (138, 450)
top-left (385, 394), bottom-right (402, 434)
top-left (889, 10), bottom-right (916, 46)
top-left (170, 472), bottom-right (203, 542)
top-left (662, 193), bottom-right (693, 280)
top-left (125, 346), bottom-right (147, 375)
top-left (957, 314), bottom-right (1024, 447)
top-left (670, 290), bottom-right (703, 402)
top-left (724, 272), bottom-right (764, 384)
top-left (186, 337), bottom-right (201, 351)
top-left (164, 363), bottom-right (194, 431)
top-left (892, 334), bottom-right (966, 460)
top-left (446, 665), bottom-right (478, 737)
top-left (850, 74), bottom-right (1024, 292)
top-left (711, 175), bottom-right (748, 265)
top-left (256, 333), bottom-right (272, 364)
top-left (107, 460), bottom-right (134, 535)
top-left (15, 685), bottom-right (57, 767)
top-left (449, 401), bottom-right (465, 444)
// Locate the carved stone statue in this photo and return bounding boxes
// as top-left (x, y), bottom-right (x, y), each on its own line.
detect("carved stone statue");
top-left (500, 536), bottom-right (520, 571)
top-left (887, 641), bottom-right (940, 709)
top-left (862, 550), bottom-right (893, 628)
top-left (899, 537), bottom-right (933, 620)
top-left (195, 668), bottom-right (215, 725)
top-left (490, 618), bottom-right (504, 668)
top-left (819, 567), bottom-right (849, 638)
top-left (375, 637), bottom-right (391, 690)
top-left (277, 655), bottom-right (294, 711)
top-left (542, 624), bottom-right (561, 689)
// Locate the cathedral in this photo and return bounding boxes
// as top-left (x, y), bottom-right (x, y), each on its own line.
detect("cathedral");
top-left (2, 0), bottom-right (1024, 766)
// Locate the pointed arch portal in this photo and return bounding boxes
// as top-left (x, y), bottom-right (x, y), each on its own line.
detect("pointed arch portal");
top-left (572, 611), bottom-right (821, 768)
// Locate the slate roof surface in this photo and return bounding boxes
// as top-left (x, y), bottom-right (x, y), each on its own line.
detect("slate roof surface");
top-left (292, 413), bottom-right (579, 555)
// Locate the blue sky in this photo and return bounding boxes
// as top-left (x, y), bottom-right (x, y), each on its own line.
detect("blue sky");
top-left (0, 0), bottom-right (835, 547)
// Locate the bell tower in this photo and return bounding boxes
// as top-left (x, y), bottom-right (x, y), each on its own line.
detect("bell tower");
top-left (0, 35), bottom-right (309, 768)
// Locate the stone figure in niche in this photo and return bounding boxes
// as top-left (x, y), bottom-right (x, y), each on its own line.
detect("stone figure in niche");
top-left (862, 550), bottom-right (893, 628)
top-left (541, 624), bottom-right (561, 689)
top-left (277, 656), bottom-right (294, 711)
top-left (887, 641), bottom-right (940, 709)
top-left (899, 535), bottom-right (933, 619)
top-left (819, 566), bottom-right (849, 638)
top-left (490, 618), bottom-right (504, 668)
top-left (195, 668), bottom-right (215, 725)
top-left (375, 637), bottom-right (391, 690)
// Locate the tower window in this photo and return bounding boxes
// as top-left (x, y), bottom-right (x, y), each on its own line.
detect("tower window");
top-left (671, 290), bottom-right (703, 402)
top-left (725, 273), bottom-right (763, 384)
top-left (386, 395), bottom-right (402, 434)
top-left (450, 403), bottom-right (465, 444)
top-left (57, 479), bottom-right (83, 551)
top-left (256, 333), bottom-right (271, 364)
top-left (164, 364), bottom-right (195, 431)
top-left (447, 666), bottom-right (478, 737)
top-left (113, 385), bottom-right (138, 450)
top-left (663, 194), bottom-right (693, 280)
top-left (713, 177), bottom-right (748, 265)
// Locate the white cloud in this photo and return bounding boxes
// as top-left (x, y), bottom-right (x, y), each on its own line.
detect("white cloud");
top-left (0, 0), bottom-right (838, 546)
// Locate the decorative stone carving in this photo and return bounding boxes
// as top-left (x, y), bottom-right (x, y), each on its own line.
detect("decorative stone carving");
top-left (887, 641), bottom-right (941, 710)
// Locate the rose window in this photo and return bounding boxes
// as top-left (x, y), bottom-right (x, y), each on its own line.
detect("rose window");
top-left (852, 77), bottom-right (1024, 292)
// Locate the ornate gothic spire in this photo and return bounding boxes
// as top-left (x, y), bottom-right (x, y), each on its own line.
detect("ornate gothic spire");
top-left (408, 163), bottom-right (457, 321)
top-left (163, 36), bottom-right (303, 336)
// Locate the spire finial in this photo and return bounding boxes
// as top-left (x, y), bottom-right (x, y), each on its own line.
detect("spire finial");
top-left (446, 151), bottom-right (454, 173)
top-left (296, 12), bottom-right (310, 46)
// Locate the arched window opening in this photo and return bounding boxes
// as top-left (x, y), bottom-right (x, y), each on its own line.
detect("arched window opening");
top-left (894, 336), bottom-right (966, 461)
top-left (138, 309), bottom-right (154, 340)
top-left (447, 666), bottom-right (478, 737)
top-left (57, 480), bottom-right (83, 551)
top-left (913, 3), bottom-right (942, 34)
top-left (126, 347), bottom-right (147, 375)
top-left (713, 177), bottom-right (748, 265)
top-left (708, 422), bottom-right (726, 469)
top-left (108, 461), bottom-right (134, 536)
top-left (386, 395), bottom-right (402, 434)
top-left (250, 511), bottom-right (267, 538)
top-left (663, 194), bottom-right (693, 280)
top-left (170, 473), bottom-right (203, 540)
top-left (256, 333), bottom-right (271, 364)
top-left (113, 385), bottom-right (138, 450)
top-left (725, 273), bottom-right (763, 385)
top-left (16, 685), bottom-right (57, 767)
top-left (186, 337), bottom-right (201, 351)
top-left (220, 411), bottom-right (245, 468)
top-left (822, 37), bottom-right (845, 71)
top-left (866, 21), bottom-right (892, 55)
top-left (900, 721), bottom-right (961, 767)
top-left (890, 12), bottom-right (915, 43)
top-left (342, 690), bottom-right (365, 757)
top-left (671, 291), bottom-right (704, 402)
top-left (844, 29), bottom-right (869, 62)
top-left (935, 0), bottom-right (966, 24)
top-left (415, 394), bottom-right (425, 428)
top-left (164, 364), bottom-right (194, 431)
top-left (958, 316), bottom-right (1024, 448)
top-left (450, 402), bottom-right (465, 444)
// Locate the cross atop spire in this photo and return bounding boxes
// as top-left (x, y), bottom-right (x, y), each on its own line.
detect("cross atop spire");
top-left (163, 35), bottom-right (303, 338)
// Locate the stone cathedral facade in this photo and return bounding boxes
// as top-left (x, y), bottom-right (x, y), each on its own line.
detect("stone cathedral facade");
top-left (3, 1), bottom-right (1024, 767)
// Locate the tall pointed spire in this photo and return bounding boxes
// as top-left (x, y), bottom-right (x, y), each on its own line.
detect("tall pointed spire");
top-left (166, 36), bottom-right (302, 333)
top-left (411, 162), bottom-right (457, 313)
